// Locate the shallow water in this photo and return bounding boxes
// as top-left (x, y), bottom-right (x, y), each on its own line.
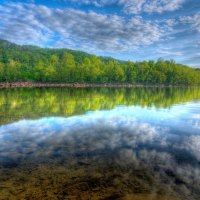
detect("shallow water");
top-left (0, 87), bottom-right (200, 200)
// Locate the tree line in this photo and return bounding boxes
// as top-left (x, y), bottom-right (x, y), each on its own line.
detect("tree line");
top-left (0, 39), bottom-right (200, 85)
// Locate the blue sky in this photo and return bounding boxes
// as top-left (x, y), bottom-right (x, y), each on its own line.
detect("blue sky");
top-left (0, 0), bottom-right (200, 67)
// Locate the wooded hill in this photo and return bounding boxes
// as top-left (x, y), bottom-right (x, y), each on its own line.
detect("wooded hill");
top-left (0, 39), bottom-right (200, 85)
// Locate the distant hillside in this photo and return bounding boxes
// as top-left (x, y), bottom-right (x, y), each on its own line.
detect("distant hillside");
top-left (0, 39), bottom-right (116, 64)
top-left (0, 39), bottom-right (200, 85)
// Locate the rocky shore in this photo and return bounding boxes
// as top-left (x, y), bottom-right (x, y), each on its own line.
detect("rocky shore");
top-left (0, 82), bottom-right (189, 88)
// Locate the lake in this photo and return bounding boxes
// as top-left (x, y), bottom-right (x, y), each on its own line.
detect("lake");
top-left (0, 87), bottom-right (200, 200)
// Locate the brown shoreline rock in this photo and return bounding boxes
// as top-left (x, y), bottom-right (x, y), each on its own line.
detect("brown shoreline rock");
top-left (0, 82), bottom-right (192, 88)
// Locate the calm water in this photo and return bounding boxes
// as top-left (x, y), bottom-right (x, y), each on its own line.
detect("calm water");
top-left (0, 87), bottom-right (200, 200)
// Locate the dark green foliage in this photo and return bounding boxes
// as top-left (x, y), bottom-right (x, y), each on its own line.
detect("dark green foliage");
top-left (0, 39), bottom-right (200, 85)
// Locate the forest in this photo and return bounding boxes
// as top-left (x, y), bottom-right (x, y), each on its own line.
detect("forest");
top-left (0, 39), bottom-right (200, 85)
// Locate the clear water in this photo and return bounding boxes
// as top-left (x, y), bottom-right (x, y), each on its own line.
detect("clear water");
top-left (0, 87), bottom-right (200, 200)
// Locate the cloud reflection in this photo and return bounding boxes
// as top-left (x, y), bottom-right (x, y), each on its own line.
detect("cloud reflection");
top-left (0, 113), bottom-right (162, 159)
top-left (0, 105), bottom-right (200, 198)
top-left (0, 106), bottom-right (199, 163)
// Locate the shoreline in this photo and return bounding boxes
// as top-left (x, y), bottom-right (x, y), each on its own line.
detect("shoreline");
top-left (0, 82), bottom-right (195, 88)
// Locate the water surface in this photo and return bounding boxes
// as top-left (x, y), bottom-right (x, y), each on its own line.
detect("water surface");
top-left (0, 87), bottom-right (200, 200)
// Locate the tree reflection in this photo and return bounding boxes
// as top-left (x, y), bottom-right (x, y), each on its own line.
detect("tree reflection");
top-left (0, 87), bottom-right (200, 125)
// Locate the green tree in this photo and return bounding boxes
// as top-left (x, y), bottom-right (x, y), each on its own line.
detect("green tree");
top-left (124, 61), bottom-right (136, 83)
top-left (58, 53), bottom-right (76, 82)
top-left (80, 57), bottom-right (92, 82)
top-left (5, 59), bottom-right (19, 82)
top-left (0, 62), bottom-right (4, 81)
top-left (34, 61), bottom-right (46, 82)
top-left (0, 39), bottom-right (200, 85)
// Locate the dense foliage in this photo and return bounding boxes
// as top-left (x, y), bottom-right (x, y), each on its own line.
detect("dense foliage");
top-left (0, 39), bottom-right (200, 85)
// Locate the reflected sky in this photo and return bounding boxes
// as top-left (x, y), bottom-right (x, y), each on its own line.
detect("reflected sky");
top-left (0, 102), bottom-right (200, 162)
top-left (0, 89), bottom-right (200, 199)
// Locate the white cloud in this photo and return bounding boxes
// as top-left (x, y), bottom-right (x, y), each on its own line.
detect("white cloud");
top-left (67, 0), bottom-right (102, 7)
top-left (180, 13), bottom-right (200, 32)
top-left (0, 2), bottom-right (163, 52)
top-left (157, 48), bottom-right (183, 56)
top-left (67, 0), bottom-right (185, 14)
top-left (142, 0), bottom-right (184, 14)
top-left (164, 19), bottom-right (177, 27)
top-left (182, 135), bottom-right (200, 161)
